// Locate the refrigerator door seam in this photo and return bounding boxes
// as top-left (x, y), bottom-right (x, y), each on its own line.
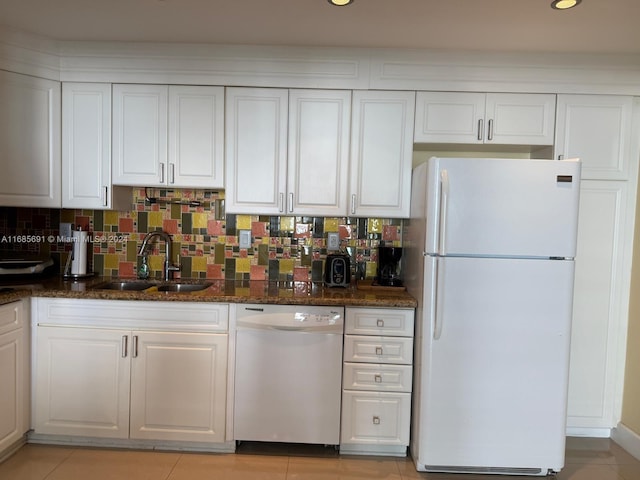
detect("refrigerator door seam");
top-left (433, 257), bottom-right (444, 340)
top-left (438, 168), bottom-right (449, 256)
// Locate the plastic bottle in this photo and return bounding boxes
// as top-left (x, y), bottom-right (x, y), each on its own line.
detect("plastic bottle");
top-left (138, 255), bottom-right (150, 279)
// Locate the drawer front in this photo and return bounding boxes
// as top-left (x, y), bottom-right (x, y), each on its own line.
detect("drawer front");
top-left (0, 300), bottom-right (23, 335)
top-left (344, 335), bottom-right (413, 365)
top-left (34, 298), bottom-right (229, 332)
top-left (340, 390), bottom-right (410, 446)
top-left (343, 363), bottom-right (412, 392)
top-left (345, 308), bottom-right (414, 337)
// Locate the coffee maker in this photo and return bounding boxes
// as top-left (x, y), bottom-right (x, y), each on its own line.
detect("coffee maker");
top-left (375, 246), bottom-right (403, 287)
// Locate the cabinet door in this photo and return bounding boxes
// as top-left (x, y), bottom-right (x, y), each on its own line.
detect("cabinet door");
top-left (0, 301), bottom-right (25, 454)
top-left (112, 84), bottom-right (168, 186)
top-left (567, 180), bottom-right (634, 431)
top-left (555, 94), bottom-right (633, 180)
top-left (485, 93), bottom-right (556, 145)
top-left (62, 83), bottom-right (130, 210)
top-left (0, 71), bottom-right (61, 207)
top-left (341, 391), bottom-right (410, 446)
top-left (350, 91), bottom-right (415, 218)
top-left (34, 326), bottom-right (131, 439)
top-left (414, 91), bottom-right (485, 144)
top-left (287, 89), bottom-right (351, 216)
top-left (225, 87), bottom-right (288, 214)
top-left (130, 331), bottom-right (227, 442)
top-left (168, 86), bottom-right (224, 188)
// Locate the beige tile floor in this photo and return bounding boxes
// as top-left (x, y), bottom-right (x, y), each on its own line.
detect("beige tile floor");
top-left (1, 437), bottom-right (639, 480)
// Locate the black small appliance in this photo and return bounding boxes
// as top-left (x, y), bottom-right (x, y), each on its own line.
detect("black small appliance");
top-left (324, 253), bottom-right (351, 287)
top-left (376, 246), bottom-right (403, 287)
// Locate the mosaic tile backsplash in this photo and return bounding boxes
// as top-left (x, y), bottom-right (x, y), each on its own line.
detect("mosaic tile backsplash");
top-left (0, 188), bottom-right (403, 282)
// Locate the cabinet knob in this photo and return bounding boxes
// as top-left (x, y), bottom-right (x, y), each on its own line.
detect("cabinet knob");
top-left (374, 374), bottom-right (382, 383)
top-left (375, 346), bottom-right (383, 356)
top-left (376, 318), bottom-right (384, 327)
top-left (372, 416), bottom-right (380, 425)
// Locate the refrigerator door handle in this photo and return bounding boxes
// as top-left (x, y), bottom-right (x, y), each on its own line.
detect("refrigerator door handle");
top-left (438, 169), bottom-right (450, 256)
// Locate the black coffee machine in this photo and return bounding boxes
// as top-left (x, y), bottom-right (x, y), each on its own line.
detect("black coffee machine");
top-left (376, 246), bottom-right (403, 287)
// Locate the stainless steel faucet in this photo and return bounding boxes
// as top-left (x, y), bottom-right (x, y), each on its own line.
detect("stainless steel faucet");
top-left (138, 231), bottom-right (181, 281)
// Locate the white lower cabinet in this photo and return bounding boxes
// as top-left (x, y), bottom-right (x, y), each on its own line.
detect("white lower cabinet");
top-left (130, 331), bottom-right (227, 442)
top-left (0, 299), bottom-right (29, 457)
top-left (34, 326), bottom-right (131, 439)
top-left (32, 299), bottom-right (229, 445)
top-left (341, 391), bottom-right (411, 447)
top-left (340, 307), bottom-right (414, 456)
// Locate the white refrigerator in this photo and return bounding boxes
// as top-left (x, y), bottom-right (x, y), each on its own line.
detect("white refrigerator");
top-left (405, 157), bottom-right (581, 476)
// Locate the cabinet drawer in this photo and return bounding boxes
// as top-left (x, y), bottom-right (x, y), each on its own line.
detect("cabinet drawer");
top-left (0, 301), bottom-right (23, 335)
top-left (344, 335), bottom-right (413, 365)
top-left (340, 390), bottom-right (410, 446)
top-left (343, 363), bottom-right (412, 392)
top-left (345, 308), bottom-right (414, 337)
top-left (34, 298), bottom-right (229, 332)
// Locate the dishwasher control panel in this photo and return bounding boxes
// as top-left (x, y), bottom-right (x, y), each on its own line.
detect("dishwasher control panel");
top-left (236, 304), bottom-right (344, 332)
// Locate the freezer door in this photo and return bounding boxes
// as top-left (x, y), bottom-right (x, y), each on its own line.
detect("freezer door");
top-left (415, 256), bottom-right (573, 473)
top-left (425, 157), bottom-right (581, 258)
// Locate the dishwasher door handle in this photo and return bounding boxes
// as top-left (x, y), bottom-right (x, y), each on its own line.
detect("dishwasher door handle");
top-left (236, 323), bottom-right (342, 334)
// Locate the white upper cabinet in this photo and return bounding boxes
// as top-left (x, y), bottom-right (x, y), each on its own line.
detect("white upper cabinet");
top-left (349, 90), bottom-right (415, 218)
top-left (0, 71), bottom-right (61, 208)
top-left (113, 84), bottom-right (224, 188)
top-left (225, 87), bottom-right (351, 215)
top-left (287, 89), bottom-right (351, 216)
top-left (112, 84), bottom-right (167, 186)
top-left (62, 83), bottom-right (130, 210)
top-left (225, 87), bottom-right (288, 214)
top-left (555, 94), bottom-right (634, 180)
top-left (169, 86), bottom-right (224, 188)
top-left (414, 92), bottom-right (556, 145)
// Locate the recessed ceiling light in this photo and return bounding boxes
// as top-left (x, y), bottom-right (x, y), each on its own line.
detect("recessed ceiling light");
top-left (551, 0), bottom-right (582, 10)
top-left (328, 0), bottom-right (353, 5)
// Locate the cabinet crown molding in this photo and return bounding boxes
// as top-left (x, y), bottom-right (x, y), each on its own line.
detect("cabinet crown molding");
top-left (4, 26), bottom-right (640, 93)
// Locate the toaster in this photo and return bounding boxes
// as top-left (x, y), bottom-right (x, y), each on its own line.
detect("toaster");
top-left (324, 253), bottom-right (351, 287)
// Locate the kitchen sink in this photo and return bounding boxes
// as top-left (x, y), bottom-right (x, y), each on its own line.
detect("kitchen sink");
top-left (156, 282), bottom-right (213, 292)
top-left (93, 281), bottom-right (156, 291)
top-left (92, 280), bottom-right (213, 293)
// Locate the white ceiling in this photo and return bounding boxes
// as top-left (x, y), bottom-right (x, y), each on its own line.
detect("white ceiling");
top-left (0, 0), bottom-right (639, 55)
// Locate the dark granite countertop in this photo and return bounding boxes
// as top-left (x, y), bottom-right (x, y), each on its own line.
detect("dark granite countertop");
top-left (0, 276), bottom-right (417, 309)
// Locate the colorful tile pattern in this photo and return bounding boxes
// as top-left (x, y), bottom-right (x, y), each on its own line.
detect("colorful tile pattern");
top-left (0, 188), bottom-right (404, 282)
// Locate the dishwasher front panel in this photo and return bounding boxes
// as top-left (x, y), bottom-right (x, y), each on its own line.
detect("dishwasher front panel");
top-left (234, 305), bottom-right (344, 445)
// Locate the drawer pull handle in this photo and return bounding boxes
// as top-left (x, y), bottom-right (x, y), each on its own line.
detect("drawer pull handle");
top-left (373, 416), bottom-right (380, 425)
top-left (374, 374), bottom-right (382, 383)
top-left (375, 346), bottom-right (383, 356)
top-left (376, 319), bottom-right (384, 327)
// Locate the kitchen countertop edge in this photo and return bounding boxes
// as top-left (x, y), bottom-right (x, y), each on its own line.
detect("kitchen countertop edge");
top-left (0, 277), bottom-right (417, 309)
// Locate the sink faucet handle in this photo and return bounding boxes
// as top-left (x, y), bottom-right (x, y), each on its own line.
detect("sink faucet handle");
top-left (165, 253), bottom-right (181, 280)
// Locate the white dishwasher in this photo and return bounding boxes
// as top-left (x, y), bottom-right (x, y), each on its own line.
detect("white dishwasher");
top-left (234, 303), bottom-right (344, 445)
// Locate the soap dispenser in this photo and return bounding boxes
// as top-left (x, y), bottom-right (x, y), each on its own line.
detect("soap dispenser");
top-left (138, 254), bottom-right (150, 280)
